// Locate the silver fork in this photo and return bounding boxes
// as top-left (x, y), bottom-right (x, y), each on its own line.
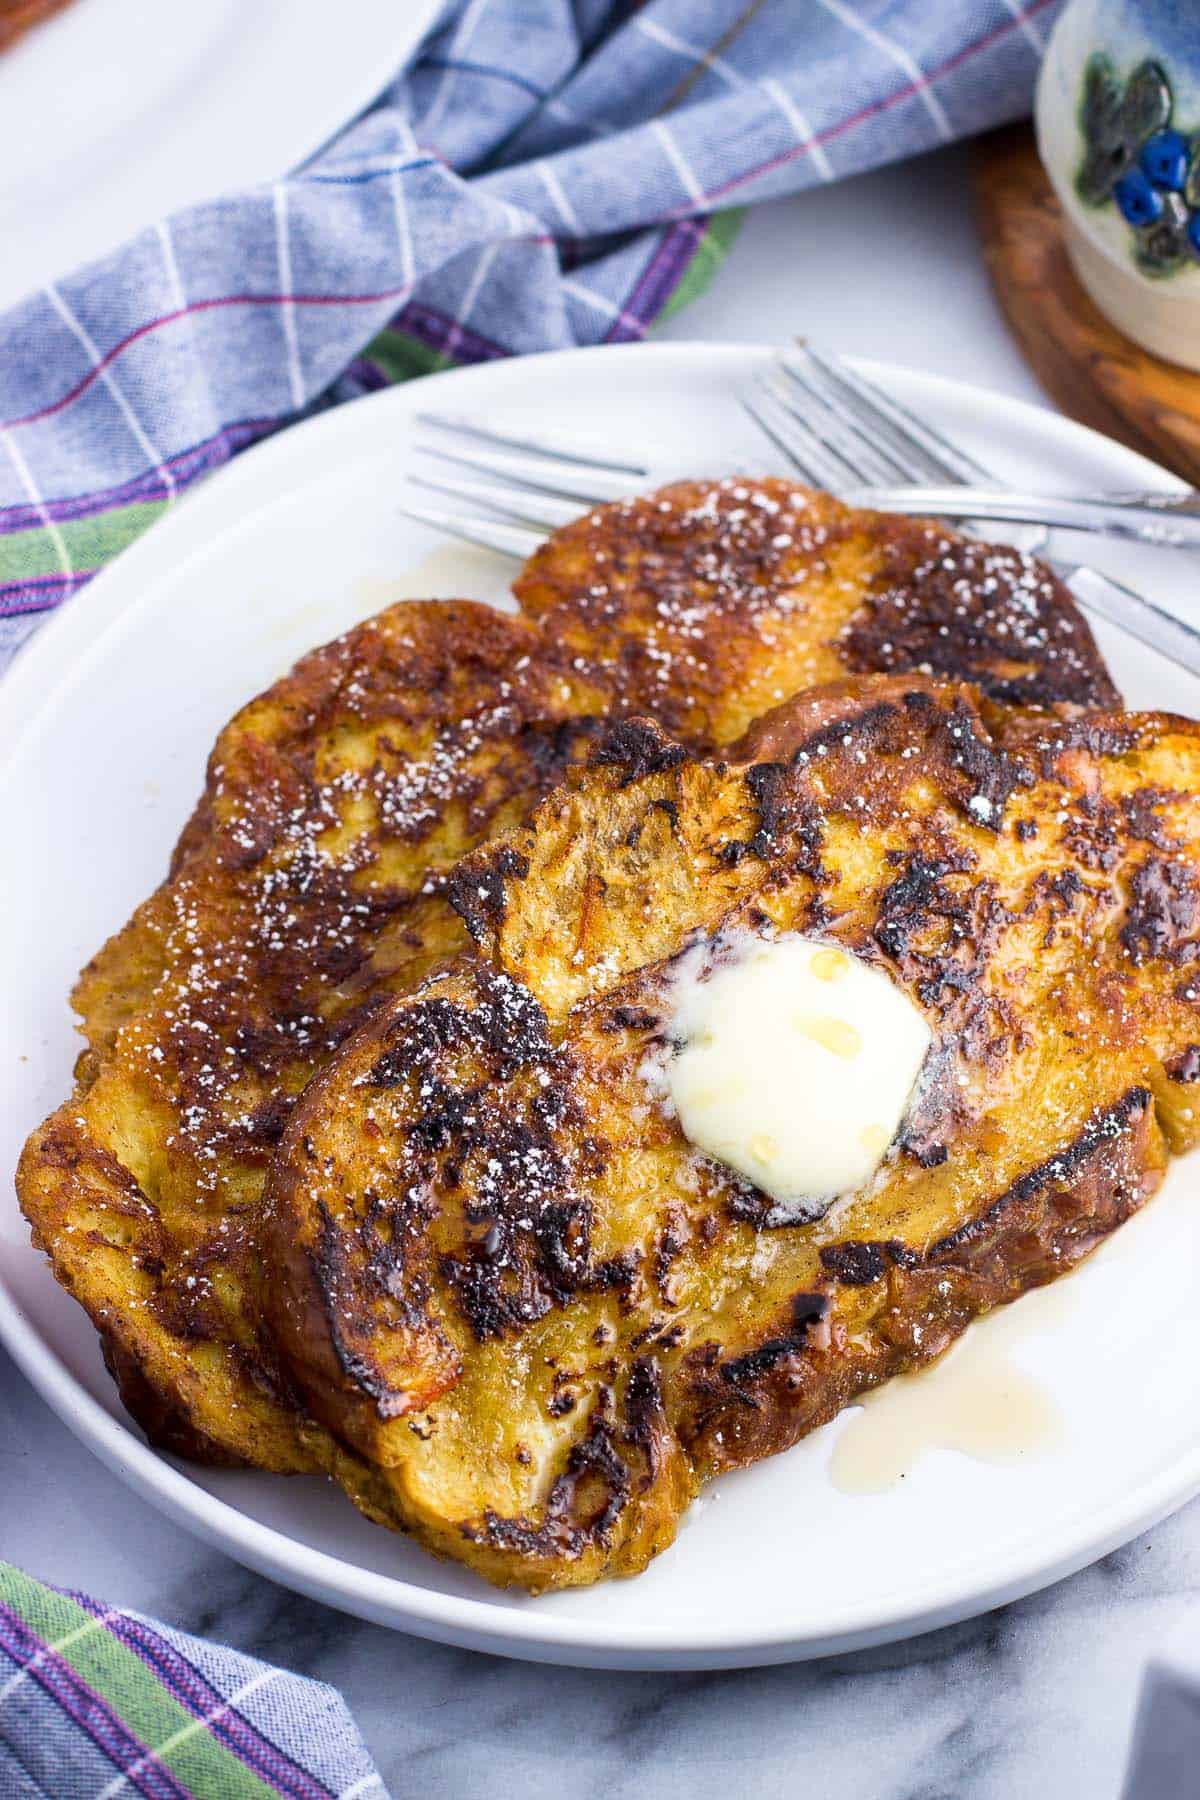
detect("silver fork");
top-left (747, 347), bottom-right (1200, 546)
top-left (400, 351), bottom-right (1200, 678)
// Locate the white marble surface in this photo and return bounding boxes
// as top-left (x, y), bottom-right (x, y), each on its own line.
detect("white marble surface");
top-left (3, 143), bottom-right (1186, 1797)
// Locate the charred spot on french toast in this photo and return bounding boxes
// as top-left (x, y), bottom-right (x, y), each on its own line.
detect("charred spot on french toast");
top-left (1120, 855), bottom-right (1200, 965)
top-left (839, 525), bottom-right (1120, 710)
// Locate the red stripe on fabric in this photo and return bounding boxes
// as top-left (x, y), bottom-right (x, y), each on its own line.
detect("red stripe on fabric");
top-left (10, 225), bottom-right (556, 433)
top-left (692, 0), bottom-right (1059, 209)
top-left (6, 285), bottom-right (419, 430)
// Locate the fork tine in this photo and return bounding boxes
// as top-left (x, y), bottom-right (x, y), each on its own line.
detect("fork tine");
top-left (741, 384), bottom-right (853, 489)
top-left (741, 391), bottom-right (837, 486)
top-left (417, 411), bottom-right (648, 477)
top-left (411, 470), bottom-right (581, 531)
top-left (796, 346), bottom-right (989, 484)
top-left (774, 356), bottom-right (914, 484)
top-left (397, 501), bottom-right (544, 560)
top-left (764, 366), bottom-right (902, 487)
top-left (418, 440), bottom-right (633, 504)
top-left (784, 343), bottom-right (949, 482)
top-left (781, 349), bottom-right (954, 484)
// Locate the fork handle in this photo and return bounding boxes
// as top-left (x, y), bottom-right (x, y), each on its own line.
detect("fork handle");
top-left (855, 485), bottom-right (1200, 549)
top-left (1060, 564), bottom-right (1200, 678)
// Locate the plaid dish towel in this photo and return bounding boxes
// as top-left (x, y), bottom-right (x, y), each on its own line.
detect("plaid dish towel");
top-left (0, 0), bottom-right (1063, 675)
top-left (0, 1563), bottom-right (384, 1797)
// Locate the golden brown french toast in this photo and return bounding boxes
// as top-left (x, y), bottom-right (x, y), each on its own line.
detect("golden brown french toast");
top-left (17, 478), bottom-right (1117, 1475)
top-left (262, 677), bottom-right (1200, 1590)
top-left (20, 600), bottom-right (601, 1472)
top-left (513, 478), bottom-right (1118, 732)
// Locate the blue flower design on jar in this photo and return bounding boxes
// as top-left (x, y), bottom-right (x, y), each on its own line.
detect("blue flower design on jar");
top-left (1141, 127), bottom-right (1189, 188)
top-left (1077, 55), bottom-right (1200, 273)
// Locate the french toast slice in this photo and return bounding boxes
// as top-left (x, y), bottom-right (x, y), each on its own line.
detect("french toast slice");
top-left (19, 600), bottom-right (601, 1471)
top-left (513, 478), bottom-right (1118, 733)
top-left (18, 478), bottom-right (1117, 1474)
top-left (262, 677), bottom-right (1200, 1590)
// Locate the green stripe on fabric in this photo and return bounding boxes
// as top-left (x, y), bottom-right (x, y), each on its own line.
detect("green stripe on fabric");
top-left (654, 206), bottom-right (745, 326)
top-left (2, 1569), bottom-right (280, 1800)
top-left (0, 501), bottom-right (168, 583)
top-left (359, 327), bottom-right (452, 385)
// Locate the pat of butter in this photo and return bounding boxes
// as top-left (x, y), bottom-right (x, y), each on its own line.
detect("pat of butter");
top-left (666, 934), bottom-right (931, 1213)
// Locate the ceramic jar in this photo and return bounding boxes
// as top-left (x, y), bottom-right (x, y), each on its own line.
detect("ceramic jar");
top-left (1036, 0), bottom-right (1200, 369)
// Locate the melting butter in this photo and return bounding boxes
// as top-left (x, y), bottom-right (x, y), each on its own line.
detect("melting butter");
top-left (858, 1122), bottom-right (890, 1156)
top-left (666, 933), bottom-right (932, 1211)
top-left (797, 1015), bottom-right (862, 1059)
top-left (811, 946), bottom-right (850, 982)
top-left (829, 1292), bottom-right (1068, 1495)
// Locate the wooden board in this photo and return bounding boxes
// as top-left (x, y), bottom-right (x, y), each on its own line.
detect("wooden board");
top-left (973, 121), bottom-right (1200, 486)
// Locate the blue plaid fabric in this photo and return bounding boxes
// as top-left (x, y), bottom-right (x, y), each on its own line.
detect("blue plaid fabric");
top-left (0, 1562), bottom-right (384, 1797)
top-left (0, 0), bottom-right (1062, 673)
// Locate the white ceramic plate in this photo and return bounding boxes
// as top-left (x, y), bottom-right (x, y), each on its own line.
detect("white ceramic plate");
top-left (3, 343), bottom-right (1200, 1671)
top-left (0, 0), bottom-right (439, 311)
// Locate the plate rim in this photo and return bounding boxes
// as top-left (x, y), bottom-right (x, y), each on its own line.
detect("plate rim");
top-left (2, 339), bottom-right (1196, 1669)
